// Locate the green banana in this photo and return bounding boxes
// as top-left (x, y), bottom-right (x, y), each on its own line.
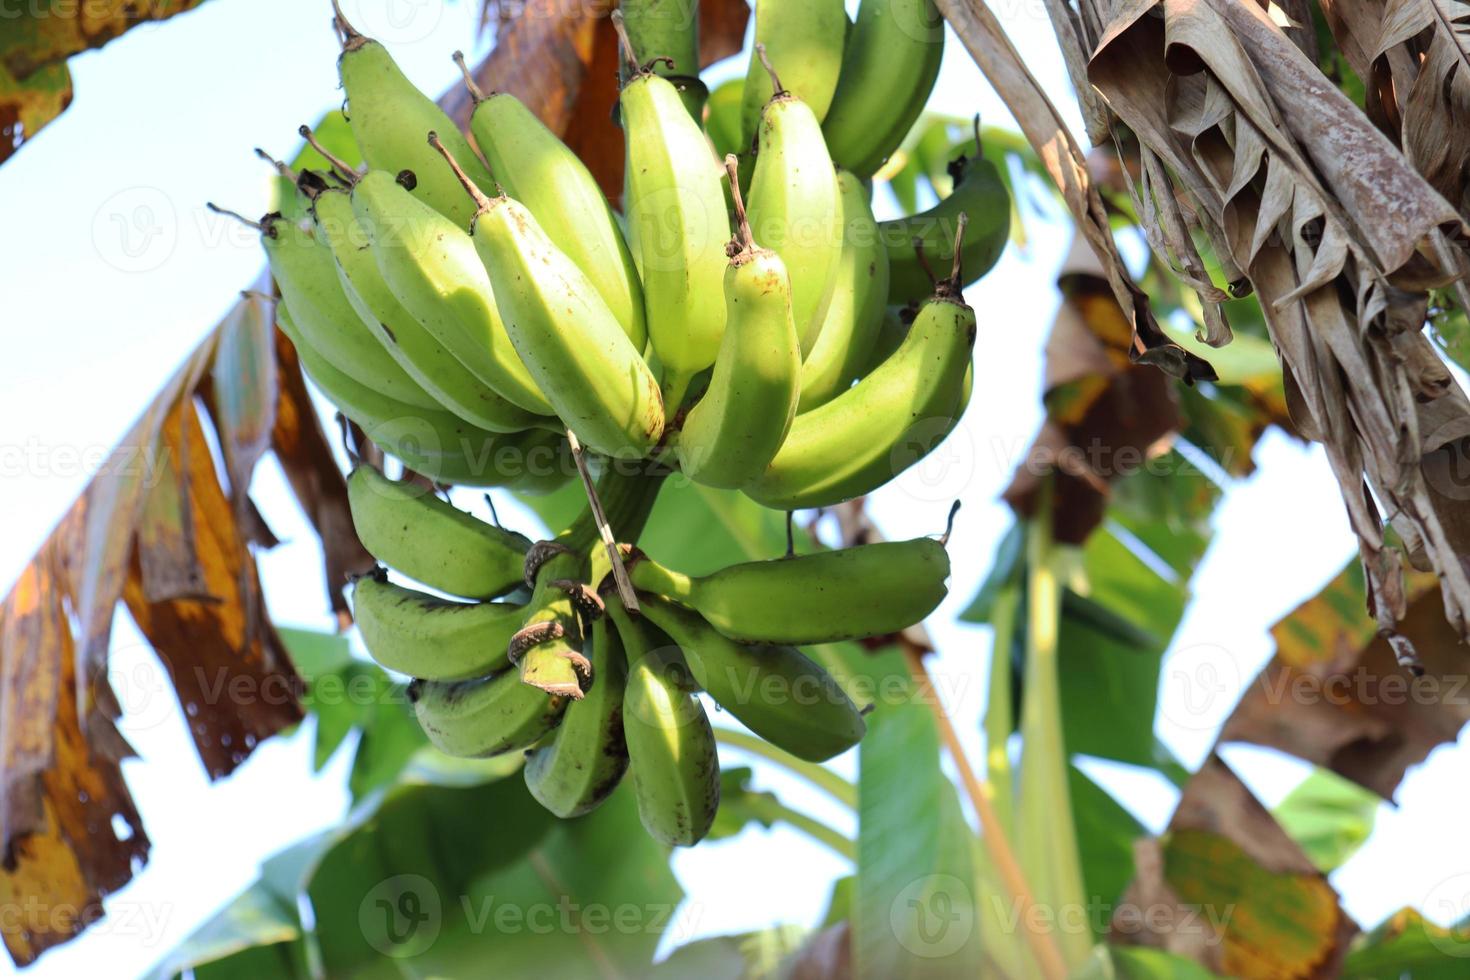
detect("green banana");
top-left (275, 302), bottom-right (512, 481)
top-left (821, 0), bottom-right (945, 178)
top-left (744, 223), bottom-right (977, 510)
top-left (387, 431), bottom-right (575, 494)
top-left (308, 183), bottom-right (544, 434)
top-left (352, 571), bottom-right (521, 681)
top-left (745, 49), bottom-right (842, 355)
top-left (616, 15), bottom-right (730, 404)
top-left (609, 601), bottom-right (719, 846)
top-left (881, 145), bottom-right (1010, 305)
top-left (259, 210), bottom-right (439, 411)
top-left (739, 0), bottom-right (847, 149)
top-left (673, 157), bottom-right (801, 489)
top-left (616, 1), bottom-right (706, 119)
top-left (430, 135), bottom-right (665, 459)
top-left (630, 537), bottom-right (949, 645)
top-left (346, 463), bottom-right (530, 599)
top-left (349, 169), bottom-right (553, 415)
top-left (455, 55), bottom-right (646, 351)
top-left (410, 669), bottom-right (567, 758)
top-left (331, 2), bottom-right (493, 227)
top-left (798, 168), bottom-right (891, 410)
top-left (638, 596), bottom-right (865, 762)
top-left (524, 614), bottom-right (630, 818)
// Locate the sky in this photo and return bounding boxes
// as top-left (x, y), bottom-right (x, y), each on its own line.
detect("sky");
top-left (1, 0), bottom-right (1468, 976)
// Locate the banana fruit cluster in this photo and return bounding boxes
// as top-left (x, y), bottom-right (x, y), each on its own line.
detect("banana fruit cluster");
top-left (347, 457), bottom-right (951, 844)
top-left (229, 0), bottom-right (1009, 845)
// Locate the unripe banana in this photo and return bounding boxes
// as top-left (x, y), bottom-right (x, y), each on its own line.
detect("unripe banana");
top-left (388, 431), bottom-right (575, 495)
top-left (352, 571), bottom-right (520, 681)
top-left (608, 600), bottom-right (720, 847)
top-left (673, 157), bottom-right (801, 489)
top-left (346, 463), bottom-right (530, 599)
top-left (616, 15), bottom-right (731, 403)
top-left (309, 184), bottom-right (544, 434)
top-left (638, 596), bottom-right (865, 763)
top-left (882, 144), bottom-right (1010, 305)
top-left (275, 303), bottom-right (520, 487)
top-left (745, 50), bottom-right (842, 355)
top-left (524, 614), bottom-right (630, 818)
top-left (259, 210), bottom-right (439, 411)
top-left (739, 0), bottom-right (848, 149)
top-left (798, 168), bottom-right (891, 410)
top-left (630, 537), bottom-right (949, 645)
top-left (744, 226), bottom-right (977, 510)
top-left (821, 0), bottom-right (945, 178)
top-left (430, 136), bottom-right (664, 460)
top-left (616, 1), bottom-right (706, 119)
top-left (410, 669), bottom-right (567, 758)
top-left (455, 57), bottom-right (647, 351)
top-left (331, 3), bottom-right (494, 227)
top-left (349, 170), bottom-right (553, 415)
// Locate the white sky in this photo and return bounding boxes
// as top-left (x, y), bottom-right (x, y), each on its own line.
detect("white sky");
top-left (1, 0), bottom-right (1467, 976)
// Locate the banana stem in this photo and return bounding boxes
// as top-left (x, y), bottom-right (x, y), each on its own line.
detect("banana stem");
top-left (902, 641), bottom-right (1069, 980)
top-left (206, 203), bottom-right (262, 232)
top-left (609, 10), bottom-right (641, 77)
top-left (754, 42), bottom-right (786, 98)
top-left (254, 147), bottom-right (295, 182)
top-left (297, 125), bottom-right (358, 186)
top-left (329, 0), bottom-right (361, 44)
top-left (567, 429), bottom-right (639, 611)
top-left (428, 131), bottom-right (495, 212)
top-left (452, 50), bottom-right (488, 104)
top-left (561, 464), bottom-right (668, 554)
top-left (723, 154), bottom-right (755, 254)
top-left (713, 726), bottom-right (857, 808)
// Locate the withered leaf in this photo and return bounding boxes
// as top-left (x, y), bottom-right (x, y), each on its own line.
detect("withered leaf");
top-left (0, 1), bottom-right (211, 165)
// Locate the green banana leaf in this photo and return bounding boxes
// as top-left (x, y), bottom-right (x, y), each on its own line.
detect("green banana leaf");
top-left (853, 692), bottom-right (984, 978)
top-left (1270, 769), bottom-right (1380, 874)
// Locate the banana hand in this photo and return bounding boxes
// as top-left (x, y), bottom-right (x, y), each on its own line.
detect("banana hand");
top-left (673, 156), bottom-right (801, 489)
top-left (821, 0), bottom-right (945, 178)
top-left (333, 10), bottom-right (495, 228)
top-left (524, 614), bottom-right (630, 818)
top-left (352, 571), bottom-right (521, 681)
top-left (608, 600), bottom-right (720, 847)
top-left (882, 144), bottom-right (1010, 305)
top-left (430, 136), bottom-right (664, 460)
top-left (743, 271), bottom-right (976, 511)
top-left (410, 670), bottom-right (567, 758)
top-left (798, 168), bottom-right (891, 410)
top-left (346, 463), bottom-right (530, 599)
top-left (630, 537), bottom-right (950, 645)
top-left (639, 595), bottom-right (865, 763)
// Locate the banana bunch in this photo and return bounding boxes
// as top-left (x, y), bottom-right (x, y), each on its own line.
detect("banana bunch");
top-left (220, 0), bottom-right (1010, 845)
